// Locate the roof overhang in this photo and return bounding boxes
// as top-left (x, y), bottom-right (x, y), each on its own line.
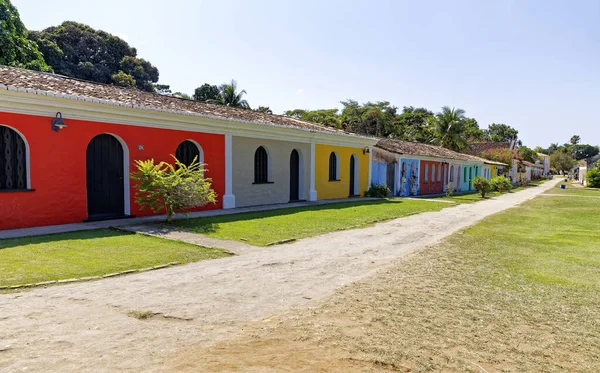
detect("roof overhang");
top-left (0, 85), bottom-right (377, 148)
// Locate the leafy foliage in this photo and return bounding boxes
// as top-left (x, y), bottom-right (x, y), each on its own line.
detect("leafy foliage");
top-left (570, 144), bottom-right (599, 160)
top-left (484, 123), bottom-right (519, 143)
top-left (445, 184), bottom-right (456, 197)
top-left (365, 183), bottom-right (391, 198)
top-left (255, 106), bottom-right (273, 114)
top-left (194, 83), bottom-right (221, 102)
top-left (586, 168), bottom-right (600, 188)
top-left (131, 156), bottom-right (217, 222)
top-left (394, 106), bottom-right (435, 142)
top-left (0, 0), bottom-right (51, 72)
top-left (111, 70), bottom-right (136, 88)
top-left (217, 79), bottom-right (249, 108)
top-left (28, 21), bottom-right (159, 91)
top-left (550, 151), bottom-right (576, 173)
top-left (570, 135), bottom-right (581, 145)
top-left (479, 148), bottom-right (521, 170)
top-left (472, 176), bottom-right (491, 198)
top-left (285, 108), bottom-right (341, 128)
top-left (517, 146), bottom-right (537, 163)
top-left (431, 106), bottom-right (468, 151)
top-left (490, 176), bottom-right (512, 193)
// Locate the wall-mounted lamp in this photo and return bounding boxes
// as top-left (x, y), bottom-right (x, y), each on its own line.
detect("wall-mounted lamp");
top-left (363, 147), bottom-right (370, 155)
top-left (51, 112), bottom-right (67, 132)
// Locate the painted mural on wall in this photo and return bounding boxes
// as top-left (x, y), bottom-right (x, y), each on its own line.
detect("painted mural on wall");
top-left (399, 159), bottom-right (419, 196)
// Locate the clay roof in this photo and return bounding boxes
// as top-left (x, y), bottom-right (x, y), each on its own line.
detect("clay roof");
top-left (375, 138), bottom-right (485, 163)
top-left (0, 66), bottom-right (371, 139)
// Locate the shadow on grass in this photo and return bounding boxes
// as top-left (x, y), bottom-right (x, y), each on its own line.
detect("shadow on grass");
top-left (0, 229), bottom-right (134, 250)
top-left (169, 199), bottom-right (407, 234)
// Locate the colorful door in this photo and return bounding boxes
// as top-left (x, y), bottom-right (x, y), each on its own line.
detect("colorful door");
top-left (349, 155), bottom-right (356, 196)
top-left (86, 134), bottom-right (125, 221)
top-left (419, 161), bottom-right (444, 195)
top-left (399, 159), bottom-right (419, 196)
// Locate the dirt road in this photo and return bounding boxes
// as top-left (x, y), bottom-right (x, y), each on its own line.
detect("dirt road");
top-left (0, 180), bottom-right (558, 373)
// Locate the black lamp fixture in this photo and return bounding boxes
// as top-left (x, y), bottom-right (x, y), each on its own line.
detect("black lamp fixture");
top-left (51, 112), bottom-right (67, 132)
top-left (363, 146), bottom-right (370, 155)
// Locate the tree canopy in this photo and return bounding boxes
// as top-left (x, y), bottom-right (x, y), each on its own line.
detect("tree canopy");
top-left (0, 0), bottom-right (51, 72)
top-left (550, 151), bottom-right (576, 173)
top-left (484, 123), bottom-right (519, 143)
top-left (217, 79), bottom-right (249, 108)
top-left (28, 21), bottom-right (159, 91)
top-left (431, 106), bottom-right (468, 151)
top-left (194, 83), bottom-right (221, 102)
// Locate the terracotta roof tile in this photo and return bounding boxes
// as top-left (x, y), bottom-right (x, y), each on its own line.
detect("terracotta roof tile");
top-left (0, 66), bottom-right (369, 138)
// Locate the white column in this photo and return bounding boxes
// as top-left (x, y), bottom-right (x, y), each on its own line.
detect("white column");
top-left (367, 147), bottom-right (373, 187)
top-left (309, 142), bottom-right (318, 201)
top-left (222, 133), bottom-right (236, 209)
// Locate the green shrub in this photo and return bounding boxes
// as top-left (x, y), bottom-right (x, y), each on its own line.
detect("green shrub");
top-left (587, 168), bottom-right (600, 188)
top-left (445, 184), bottom-right (456, 197)
top-left (131, 156), bottom-right (217, 222)
top-left (365, 183), bottom-right (391, 198)
top-left (472, 176), bottom-right (491, 198)
top-left (490, 176), bottom-right (512, 193)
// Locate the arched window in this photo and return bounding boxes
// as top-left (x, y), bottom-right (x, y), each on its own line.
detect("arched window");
top-left (329, 152), bottom-right (339, 181)
top-left (0, 126), bottom-right (28, 190)
top-left (175, 140), bottom-right (203, 167)
top-left (449, 166), bottom-right (454, 182)
top-left (254, 146), bottom-right (270, 183)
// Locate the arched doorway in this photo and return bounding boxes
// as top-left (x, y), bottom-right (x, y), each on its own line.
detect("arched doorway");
top-left (86, 134), bottom-right (125, 220)
top-left (289, 149), bottom-right (300, 201)
top-left (349, 154), bottom-right (358, 196)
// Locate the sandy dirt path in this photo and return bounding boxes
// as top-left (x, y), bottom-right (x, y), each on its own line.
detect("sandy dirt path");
top-left (0, 180), bottom-right (558, 373)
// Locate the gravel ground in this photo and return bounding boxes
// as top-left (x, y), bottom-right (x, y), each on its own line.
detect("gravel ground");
top-left (0, 180), bottom-right (558, 373)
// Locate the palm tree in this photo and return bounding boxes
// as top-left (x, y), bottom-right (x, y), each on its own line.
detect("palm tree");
top-left (216, 79), bottom-right (250, 108)
top-left (432, 106), bottom-right (468, 151)
top-left (570, 135), bottom-right (581, 145)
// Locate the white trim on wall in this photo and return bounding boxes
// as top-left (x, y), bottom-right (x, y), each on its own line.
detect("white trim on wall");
top-left (309, 142), bottom-right (317, 201)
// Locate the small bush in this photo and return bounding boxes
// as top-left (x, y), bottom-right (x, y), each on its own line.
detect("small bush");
top-left (587, 168), bottom-right (600, 188)
top-left (490, 176), bottom-right (512, 193)
top-left (365, 183), bottom-right (391, 198)
top-left (472, 176), bottom-right (491, 198)
top-left (445, 184), bottom-right (456, 197)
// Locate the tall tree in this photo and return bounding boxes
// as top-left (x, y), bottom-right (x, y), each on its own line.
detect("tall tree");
top-left (484, 123), bottom-right (519, 143)
top-left (0, 0), bottom-right (51, 71)
top-left (570, 135), bottom-right (581, 145)
top-left (340, 100), bottom-right (397, 137)
top-left (217, 80), bottom-right (249, 108)
top-left (194, 83), bottom-right (221, 102)
top-left (394, 106), bottom-right (435, 143)
top-left (284, 108), bottom-right (341, 128)
top-left (431, 106), bottom-right (468, 151)
top-left (28, 21), bottom-right (159, 91)
top-left (550, 151), bottom-right (576, 173)
top-left (570, 144), bottom-right (599, 160)
top-left (463, 118), bottom-right (485, 140)
top-left (518, 146), bottom-right (537, 163)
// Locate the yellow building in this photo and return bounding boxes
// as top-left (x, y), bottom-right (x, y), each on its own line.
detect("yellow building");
top-left (315, 144), bottom-right (371, 199)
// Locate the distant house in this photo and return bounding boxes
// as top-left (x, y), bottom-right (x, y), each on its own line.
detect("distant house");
top-left (578, 155), bottom-right (600, 186)
top-left (536, 153), bottom-right (550, 175)
top-left (371, 139), bottom-right (497, 196)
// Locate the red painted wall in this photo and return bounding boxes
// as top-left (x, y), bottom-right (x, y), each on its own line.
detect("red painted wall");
top-left (419, 160), bottom-right (444, 195)
top-left (0, 111), bottom-right (225, 230)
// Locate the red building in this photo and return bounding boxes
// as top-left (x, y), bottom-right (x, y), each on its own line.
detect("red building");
top-left (0, 111), bottom-right (225, 230)
top-left (419, 160), bottom-right (444, 195)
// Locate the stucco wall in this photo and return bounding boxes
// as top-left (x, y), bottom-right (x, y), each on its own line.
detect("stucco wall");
top-left (315, 144), bottom-right (369, 199)
top-left (231, 136), bottom-right (310, 207)
top-left (0, 111), bottom-right (225, 230)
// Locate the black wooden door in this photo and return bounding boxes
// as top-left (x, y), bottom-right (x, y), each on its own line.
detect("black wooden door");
top-left (349, 155), bottom-right (356, 196)
top-left (386, 163), bottom-right (395, 195)
top-left (289, 150), bottom-right (300, 201)
top-left (86, 134), bottom-right (125, 220)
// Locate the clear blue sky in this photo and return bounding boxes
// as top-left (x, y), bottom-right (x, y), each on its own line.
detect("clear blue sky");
top-left (13, 0), bottom-right (600, 148)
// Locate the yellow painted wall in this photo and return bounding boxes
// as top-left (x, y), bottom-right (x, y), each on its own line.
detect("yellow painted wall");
top-left (490, 165), bottom-right (498, 178)
top-left (316, 144), bottom-right (370, 199)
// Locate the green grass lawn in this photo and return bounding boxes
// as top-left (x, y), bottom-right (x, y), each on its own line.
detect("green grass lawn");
top-left (547, 180), bottom-right (600, 196)
top-left (170, 199), bottom-right (449, 246)
top-left (435, 179), bottom-right (547, 204)
top-left (0, 229), bottom-right (229, 287)
top-left (230, 189), bottom-right (600, 371)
